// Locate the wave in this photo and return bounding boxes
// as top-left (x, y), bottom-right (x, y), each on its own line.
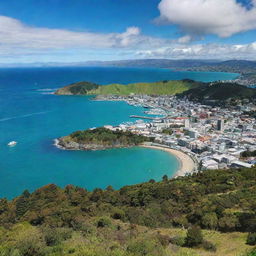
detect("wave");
top-left (0, 111), bottom-right (50, 122)
top-left (35, 88), bottom-right (57, 95)
top-left (36, 88), bottom-right (57, 92)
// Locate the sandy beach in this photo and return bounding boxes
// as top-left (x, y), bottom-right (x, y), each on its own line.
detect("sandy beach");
top-left (141, 144), bottom-right (196, 177)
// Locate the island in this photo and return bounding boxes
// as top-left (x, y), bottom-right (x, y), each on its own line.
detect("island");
top-left (56, 127), bottom-right (154, 150)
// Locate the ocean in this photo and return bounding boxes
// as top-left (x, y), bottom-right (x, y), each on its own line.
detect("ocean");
top-left (0, 67), bottom-right (238, 198)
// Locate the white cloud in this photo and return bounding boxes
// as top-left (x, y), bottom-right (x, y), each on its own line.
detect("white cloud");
top-left (158, 0), bottom-right (256, 37)
top-left (0, 14), bottom-right (255, 63)
top-left (0, 16), bottom-right (168, 56)
top-left (136, 42), bottom-right (256, 59)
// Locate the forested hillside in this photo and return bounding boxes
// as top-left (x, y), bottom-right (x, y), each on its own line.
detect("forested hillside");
top-left (0, 167), bottom-right (256, 255)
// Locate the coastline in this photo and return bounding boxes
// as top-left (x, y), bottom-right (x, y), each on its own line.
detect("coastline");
top-left (141, 144), bottom-right (196, 178)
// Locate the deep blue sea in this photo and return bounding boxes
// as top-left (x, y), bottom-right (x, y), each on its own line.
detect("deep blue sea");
top-left (0, 67), bottom-right (238, 198)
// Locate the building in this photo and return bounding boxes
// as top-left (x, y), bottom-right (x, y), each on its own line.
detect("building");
top-left (184, 119), bottom-right (190, 128)
top-left (217, 119), bottom-right (224, 132)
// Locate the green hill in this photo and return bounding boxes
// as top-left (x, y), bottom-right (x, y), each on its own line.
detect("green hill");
top-left (55, 81), bottom-right (99, 95)
top-left (178, 82), bottom-right (256, 104)
top-left (55, 79), bottom-right (204, 96)
top-left (0, 167), bottom-right (256, 255)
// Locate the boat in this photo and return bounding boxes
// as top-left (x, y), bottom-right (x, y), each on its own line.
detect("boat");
top-left (7, 141), bottom-right (17, 147)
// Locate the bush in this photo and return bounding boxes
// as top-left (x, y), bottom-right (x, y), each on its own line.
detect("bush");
top-left (202, 213), bottom-right (218, 230)
top-left (16, 235), bottom-right (45, 256)
top-left (246, 249), bottom-right (256, 256)
top-left (97, 217), bottom-right (112, 228)
top-left (157, 233), bottom-right (171, 247)
top-left (127, 237), bottom-right (165, 256)
top-left (185, 226), bottom-right (203, 247)
top-left (170, 236), bottom-right (185, 247)
top-left (247, 233), bottom-right (256, 246)
top-left (43, 227), bottom-right (72, 246)
top-left (111, 208), bottom-right (125, 220)
top-left (202, 240), bottom-right (217, 252)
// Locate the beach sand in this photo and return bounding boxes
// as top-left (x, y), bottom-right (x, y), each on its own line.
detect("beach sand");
top-left (141, 145), bottom-right (196, 177)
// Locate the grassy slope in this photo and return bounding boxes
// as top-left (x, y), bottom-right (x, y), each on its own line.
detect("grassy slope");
top-left (0, 222), bottom-right (252, 256)
top-left (88, 80), bottom-right (202, 95)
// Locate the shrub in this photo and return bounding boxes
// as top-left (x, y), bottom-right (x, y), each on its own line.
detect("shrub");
top-left (127, 237), bottom-right (165, 256)
top-left (111, 208), bottom-right (125, 220)
top-left (43, 227), bottom-right (72, 246)
top-left (185, 226), bottom-right (203, 247)
top-left (16, 235), bottom-right (45, 256)
top-left (97, 217), bottom-right (112, 228)
top-left (157, 233), bottom-right (171, 247)
top-left (202, 240), bottom-right (217, 252)
top-left (246, 249), bottom-right (256, 256)
top-left (202, 213), bottom-right (218, 230)
top-left (247, 233), bottom-right (256, 246)
top-left (170, 236), bottom-right (185, 247)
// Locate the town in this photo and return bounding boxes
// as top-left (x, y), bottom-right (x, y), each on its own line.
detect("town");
top-left (95, 94), bottom-right (256, 173)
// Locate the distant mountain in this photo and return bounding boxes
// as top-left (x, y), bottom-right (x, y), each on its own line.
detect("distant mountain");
top-left (2, 59), bottom-right (256, 72)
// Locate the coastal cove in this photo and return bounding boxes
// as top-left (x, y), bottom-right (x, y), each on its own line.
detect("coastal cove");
top-left (0, 67), bottom-right (239, 199)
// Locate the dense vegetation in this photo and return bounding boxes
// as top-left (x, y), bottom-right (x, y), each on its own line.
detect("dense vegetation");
top-left (58, 127), bottom-right (153, 150)
top-left (241, 150), bottom-right (256, 158)
top-left (0, 167), bottom-right (256, 255)
top-left (55, 79), bottom-right (204, 96)
top-left (178, 82), bottom-right (256, 104)
top-left (55, 81), bottom-right (99, 95)
top-left (244, 110), bottom-right (256, 118)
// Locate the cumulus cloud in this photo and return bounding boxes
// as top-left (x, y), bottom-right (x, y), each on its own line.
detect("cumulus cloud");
top-left (0, 14), bottom-right (255, 63)
top-left (0, 15), bottom-right (168, 56)
top-left (136, 42), bottom-right (256, 59)
top-left (157, 0), bottom-right (256, 37)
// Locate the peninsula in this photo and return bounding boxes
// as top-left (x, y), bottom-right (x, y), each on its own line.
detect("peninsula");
top-left (55, 79), bottom-right (203, 96)
top-left (56, 127), bottom-right (153, 150)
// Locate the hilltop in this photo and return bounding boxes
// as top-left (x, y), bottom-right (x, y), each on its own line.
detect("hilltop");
top-left (0, 167), bottom-right (255, 255)
top-left (55, 81), bottom-right (99, 95)
top-left (178, 82), bottom-right (256, 105)
top-left (55, 79), bottom-right (204, 96)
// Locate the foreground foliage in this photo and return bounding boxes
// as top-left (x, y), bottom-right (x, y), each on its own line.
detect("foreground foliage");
top-left (0, 167), bottom-right (256, 255)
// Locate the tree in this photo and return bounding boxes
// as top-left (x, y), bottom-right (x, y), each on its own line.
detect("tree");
top-left (202, 213), bottom-right (218, 230)
top-left (16, 196), bottom-right (28, 218)
top-left (162, 175), bottom-right (168, 182)
top-left (185, 226), bottom-right (203, 247)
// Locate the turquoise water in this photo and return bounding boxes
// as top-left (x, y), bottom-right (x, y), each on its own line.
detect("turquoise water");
top-left (0, 67), bottom-right (239, 199)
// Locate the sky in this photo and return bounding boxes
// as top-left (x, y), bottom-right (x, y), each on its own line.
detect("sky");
top-left (0, 0), bottom-right (255, 64)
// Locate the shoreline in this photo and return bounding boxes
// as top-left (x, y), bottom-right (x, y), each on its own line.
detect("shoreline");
top-left (141, 144), bottom-right (196, 178)
top-left (55, 137), bottom-right (196, 178)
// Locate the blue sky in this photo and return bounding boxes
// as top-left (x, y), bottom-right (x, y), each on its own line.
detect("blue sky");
top-left (0, 0), bottom-right (255, 64)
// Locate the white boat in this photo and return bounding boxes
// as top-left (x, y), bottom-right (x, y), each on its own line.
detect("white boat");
top-left (8, 141), bottom-right (17, 147)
